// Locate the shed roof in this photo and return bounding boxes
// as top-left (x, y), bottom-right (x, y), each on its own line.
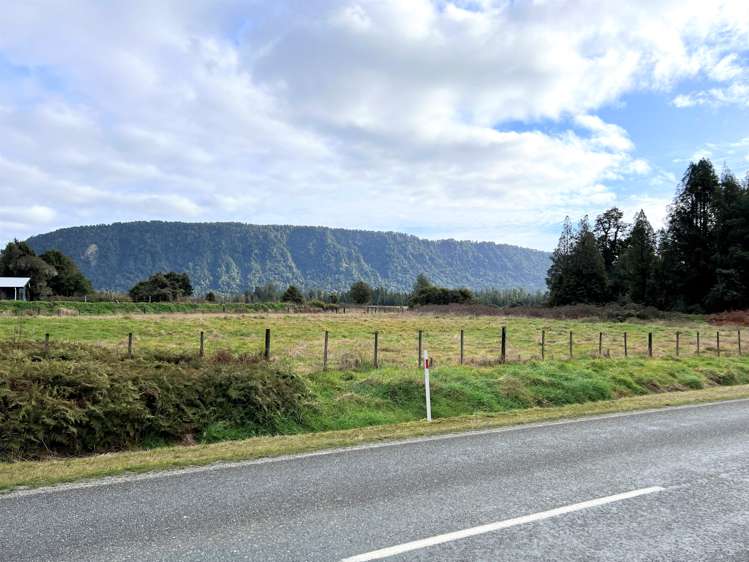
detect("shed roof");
top-left (0, 277), bottom-right (31, 288)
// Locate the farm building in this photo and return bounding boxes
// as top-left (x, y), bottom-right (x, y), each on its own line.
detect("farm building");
top-left (0, 277), bottom-right (31, 300)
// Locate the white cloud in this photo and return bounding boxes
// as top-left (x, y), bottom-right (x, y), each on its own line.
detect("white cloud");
top-left (0, 0), bottom-right (747, 248)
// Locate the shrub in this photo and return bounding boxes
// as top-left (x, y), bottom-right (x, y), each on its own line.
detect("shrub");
top-left (281, 285), bottom-right (304, 304)
top-left (350, 281), bottom-right (373, 304)
top-left (0, 357), bottom-right (307, 459)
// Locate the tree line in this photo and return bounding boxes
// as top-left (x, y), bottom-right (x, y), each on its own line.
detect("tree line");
top-left (547, 158), bottom-right (749, 312)
top-left (0, 241), bottom-right (92, 298)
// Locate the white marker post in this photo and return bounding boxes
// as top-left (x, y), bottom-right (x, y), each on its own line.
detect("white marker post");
top-left (423, 350), bottom-right (432, 422)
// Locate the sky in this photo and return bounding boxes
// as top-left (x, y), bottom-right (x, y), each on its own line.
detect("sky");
top-left (1, 0), bottom-right (748, 251)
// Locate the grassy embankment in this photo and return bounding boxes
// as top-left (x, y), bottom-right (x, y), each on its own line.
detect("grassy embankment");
top-left (1, 310), bottom-right (748, 491)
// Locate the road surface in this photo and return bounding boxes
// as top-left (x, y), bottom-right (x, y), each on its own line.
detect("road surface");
top-left (2, 399), bottom-right (749, 561)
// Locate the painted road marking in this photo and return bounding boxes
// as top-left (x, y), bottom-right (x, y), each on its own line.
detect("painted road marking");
top-left (341, 486), bottom-right (665, 561)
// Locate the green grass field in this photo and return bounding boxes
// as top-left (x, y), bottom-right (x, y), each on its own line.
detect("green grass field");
top-left (1, 310), bottom-right (742, 374)
top-left (3, 308), bottom-right (749, 490)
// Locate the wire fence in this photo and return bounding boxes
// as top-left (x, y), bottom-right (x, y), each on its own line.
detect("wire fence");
top-left (16, 326), bottom-right (744, 372)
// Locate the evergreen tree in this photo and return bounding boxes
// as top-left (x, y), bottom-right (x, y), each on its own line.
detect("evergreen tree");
top-left (705, 170), bottom-right (747, 310)
top-left (349, 281), bottom-right (373, 304)
top-left (546, 217), bottom-right (575, 306)
top-left (566, 217), bottom-right (609, 304)
top-left (0, 240), bottom-right (56, 299)
top-left (129, 272), bottom-right (193, 302)
top-left (664, 158), bottom-right (720, 309)
top-left (412, 274), bottom-right (432, 294)
top-left (593, 207), bottom-right (627, 299)
top-left (281, 285), bottom-right (304, 304)
top-left (40, 250), bottom-right (93, 296)
top-left (620, 211), bottom-right (656, 304)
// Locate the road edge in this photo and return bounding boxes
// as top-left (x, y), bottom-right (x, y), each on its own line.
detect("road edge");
top-left (3, 383), bottom-right (749, 494)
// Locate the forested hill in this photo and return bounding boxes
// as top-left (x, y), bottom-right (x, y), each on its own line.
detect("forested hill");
top-left (26, 222), bottom-right (550, 293)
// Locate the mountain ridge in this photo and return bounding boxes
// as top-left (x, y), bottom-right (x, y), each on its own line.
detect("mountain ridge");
top-left (26, 221), bottom-right (551, 294)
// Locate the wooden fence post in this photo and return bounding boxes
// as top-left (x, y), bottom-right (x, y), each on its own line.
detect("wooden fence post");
top-left (696, 331), bottom-right (700, 355)
top-left (500, 326), bottom-right (507, 363)
top-left (541, 329), bottom-right (545, 360)
top-left (648, 332), bottom-right (653, 358)
top-left (264, 328), bottom-right (271, 360)
top-left (739, 330), bottom-right (742, 356)
top-left (323, 330), bottom-right (329, 371)
top-left (374, 331), bottom-right (379, 368)
top-left (199, 331), bottom-right (204, 358)
top-left (460, 329), bottom-right (464, 365)
top-left (598, 332), bottom-right (603, 357)
top-left (676, 332), bottom-right (680, 356)
top-left (624, 332), bottom-right (628, 358)
top-left (568, 331), bottom-right (573, 359)
top-left (128, 332), bottom-right (133, 359)
top-left (716, 331), bottom-right (720, 357)
top-left (44, 333), bottom-right (49, 357)
top-left (418, 330), bottom-right (423, 367)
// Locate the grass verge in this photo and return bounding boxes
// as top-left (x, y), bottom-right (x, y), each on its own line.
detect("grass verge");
top-left (2, 383), bottom-right (749, 493)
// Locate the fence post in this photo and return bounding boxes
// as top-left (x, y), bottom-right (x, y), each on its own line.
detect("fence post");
top-left (44, 333), bottom-right (49, 357)
top-left (323, 330), bottom-right (329, 371)
top-left (648, 332), bottom-right (653, 358)
top-left (199, 331), bottom-right (204, 358)
top-left (624, 332), bottom-right (628, 358)
top-left (374, 331), bottom-right (379, 368)
top-left (541, 329), bottom-right (545, 360)
top-left (128, 332), bottom-right (133, 359)
top-left (716, 331), bottom-right (720, 357)
top-left (739, 330), bottom-right (742, 356)
top-left (264, 328), bottom-right (271, 360)
top-left (460, 329), bottom-right (464, 365)
top-left (696, 331), bottom-right (700, 355)
top-left (418, 330), bottom-right (423, 367)
top-left (500, 326), bottom-right (507, 363)
top-left (599, 332), bottom-right (603, 357)
top-left (676, 332), bottom-right (680, 356)
top-left (569, 331), bottom-right (573, 359)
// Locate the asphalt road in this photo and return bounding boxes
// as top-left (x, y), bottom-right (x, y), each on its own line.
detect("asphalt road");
top-left (3, 399), bottom-right (749, 561)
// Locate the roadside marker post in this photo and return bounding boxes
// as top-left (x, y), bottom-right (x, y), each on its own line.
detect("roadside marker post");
top-left (374, 331), bottom-right (379, 368)
top-left (500, 326), bottom-right (507, 363)
top-left (423, 350), bottom-right (432, 422)
top-left (418, 330), bottom-right (423, 367)
top-left (323, 330), bottom-right (329, 371)
top-left (460, 329), bottom-right (464, 365)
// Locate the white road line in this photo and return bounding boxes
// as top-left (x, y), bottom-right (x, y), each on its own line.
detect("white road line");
top-left (341, 486), bottom-right (665, 561)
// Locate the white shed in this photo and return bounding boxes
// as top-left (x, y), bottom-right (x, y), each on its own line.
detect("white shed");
top-left (0, 277), bottom-right (31, 301)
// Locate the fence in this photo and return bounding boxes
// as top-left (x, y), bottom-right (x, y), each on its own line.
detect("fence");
top-left (26, 326), bottom-right (744, 370)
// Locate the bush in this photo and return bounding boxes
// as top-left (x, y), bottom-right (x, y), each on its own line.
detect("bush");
top-left (350, 281), bottom-right (373, 304)
top-left (281, 285), bottom-right (304, 304)
top-left (0, 356), bottom-right (307, 459)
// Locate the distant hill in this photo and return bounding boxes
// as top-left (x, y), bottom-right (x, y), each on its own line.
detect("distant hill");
top-left (26, 222), bottom-right (551, 294)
